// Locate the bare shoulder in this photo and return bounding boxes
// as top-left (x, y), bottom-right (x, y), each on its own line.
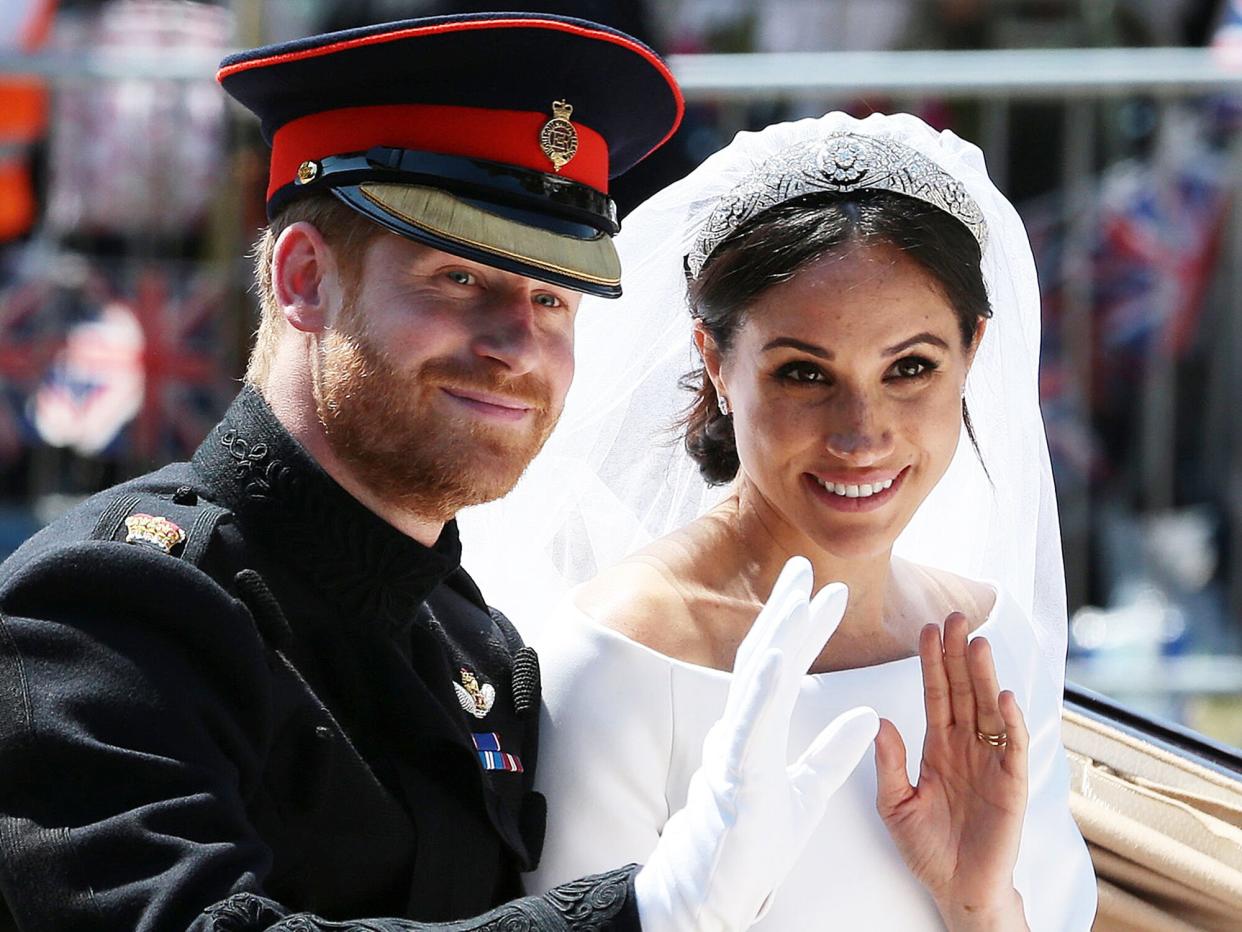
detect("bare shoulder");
top-left (572, 534), bottom-right (714, 663)
top-left (895, 558), bottom-right (998, 632)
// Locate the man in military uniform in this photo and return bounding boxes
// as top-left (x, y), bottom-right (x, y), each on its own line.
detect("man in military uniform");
top-left (0, 13), bottom-right (877, 932)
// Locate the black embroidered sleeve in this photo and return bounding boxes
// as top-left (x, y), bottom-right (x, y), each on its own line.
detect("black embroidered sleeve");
top-left (194, 866), bottom-right (642, 932)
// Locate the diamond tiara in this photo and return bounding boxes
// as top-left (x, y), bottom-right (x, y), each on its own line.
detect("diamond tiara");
top-left (687, 132), bottom-right (989, 280)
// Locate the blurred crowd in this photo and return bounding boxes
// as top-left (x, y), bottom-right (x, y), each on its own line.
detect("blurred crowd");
top-left (3, 0), bottom-right (1242, 741)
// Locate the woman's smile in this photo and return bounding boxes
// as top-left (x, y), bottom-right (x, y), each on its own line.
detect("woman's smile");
top-left (804, 466), bottom-right (910, 512)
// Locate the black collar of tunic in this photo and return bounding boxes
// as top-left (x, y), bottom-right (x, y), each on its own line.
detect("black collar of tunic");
top-left (192, 385), bottom-right (463, 635)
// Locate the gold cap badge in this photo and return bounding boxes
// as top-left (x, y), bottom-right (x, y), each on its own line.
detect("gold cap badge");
top-left (539, 100), bottom-right (579, 172)
top-left (296, 160), bottom-right (319, 184)
top-left (453, 667), bottom-right (496, 720)
top-left (123, 514), bottom-right (187, 554)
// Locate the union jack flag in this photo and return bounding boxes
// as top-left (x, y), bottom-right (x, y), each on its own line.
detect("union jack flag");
top-left (119, 262), bottom-right (238, 463)
top-left (0, 251), bottom-right (239, 465)
top-left (1023, 126), bottom-right (1230, 485)
top-left (0, 252), bottom-right (76, 462)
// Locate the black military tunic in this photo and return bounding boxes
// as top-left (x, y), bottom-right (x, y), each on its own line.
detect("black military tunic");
top-left (0, 387), bottom-right (641, 931)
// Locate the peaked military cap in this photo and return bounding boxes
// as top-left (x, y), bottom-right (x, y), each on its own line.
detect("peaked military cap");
top-left (217, 12), bottom-right (684, 298)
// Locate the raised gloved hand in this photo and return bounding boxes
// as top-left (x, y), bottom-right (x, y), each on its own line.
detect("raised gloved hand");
top-left (634, 556), bottom-right (880, 932)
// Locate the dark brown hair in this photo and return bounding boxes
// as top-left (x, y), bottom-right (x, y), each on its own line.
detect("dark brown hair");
top-left (682, 189), bottom-right (992, 485)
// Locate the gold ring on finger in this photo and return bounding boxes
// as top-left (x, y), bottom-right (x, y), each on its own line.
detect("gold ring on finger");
top-left (976, 730), bottom-right (1008, 748)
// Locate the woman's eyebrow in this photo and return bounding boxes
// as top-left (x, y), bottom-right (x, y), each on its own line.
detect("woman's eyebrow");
top-left (761, 336), bottom-right (833, 359)
top-left (884, 332), bottom-right (950, 356)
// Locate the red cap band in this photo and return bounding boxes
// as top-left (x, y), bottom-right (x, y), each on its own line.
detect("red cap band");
top-left (269, 103), bottom-right (609, 202)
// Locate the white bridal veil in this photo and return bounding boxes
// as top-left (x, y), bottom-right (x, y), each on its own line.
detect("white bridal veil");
top-left (459, 111), bottom-right (1070, 695)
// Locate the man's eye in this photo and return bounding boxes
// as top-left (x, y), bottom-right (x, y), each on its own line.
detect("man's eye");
top-left (446, 270), bottom-right (476, 285)
top-left (534, 293), bottom-right (563, 308)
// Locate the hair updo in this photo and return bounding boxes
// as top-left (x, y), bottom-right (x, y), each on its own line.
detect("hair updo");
top-left (681, 189), bottom-right (992, 486)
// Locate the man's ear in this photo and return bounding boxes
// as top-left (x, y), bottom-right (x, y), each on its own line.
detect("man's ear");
top-left (272, 221), bottom-right (341, 333)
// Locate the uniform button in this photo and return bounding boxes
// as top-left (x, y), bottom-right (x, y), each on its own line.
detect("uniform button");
top-left (172, 486), bottom-right (198, 505)
top-left (314, 724), bottom-right (333, 740)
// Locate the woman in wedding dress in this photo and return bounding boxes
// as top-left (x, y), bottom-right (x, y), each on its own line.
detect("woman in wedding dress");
top-left (460, 111), bottom-right (1097, 929)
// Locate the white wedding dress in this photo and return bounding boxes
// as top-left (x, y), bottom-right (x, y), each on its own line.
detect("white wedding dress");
top-left (525, 566), bottom-right (1097, 930)
top-left (459, 111), bottom-right (1099, 929)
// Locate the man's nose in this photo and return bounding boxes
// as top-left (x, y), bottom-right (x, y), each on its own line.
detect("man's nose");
top-left (471, 291), bottom-right (540, 375)
top-left (824, 390), bottom-right (895, 463)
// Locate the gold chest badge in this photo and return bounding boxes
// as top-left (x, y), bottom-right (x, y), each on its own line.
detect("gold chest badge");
top-left (539, 100), bottom-right (579, 172)
top-left (453, 667), bottom-right (496, 720)
top-left (123, 513), bottom-right (186, 554)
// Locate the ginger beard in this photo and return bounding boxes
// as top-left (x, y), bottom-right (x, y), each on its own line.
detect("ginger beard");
top-left (312, 302), bottom-right (561, 522)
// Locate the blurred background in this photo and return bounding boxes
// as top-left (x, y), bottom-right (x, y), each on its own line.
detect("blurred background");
top-left (3, 0), bottom-right (1242, 745)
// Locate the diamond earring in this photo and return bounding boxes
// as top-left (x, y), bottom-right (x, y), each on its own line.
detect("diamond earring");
top-left (717, 395), bottom-right (730, 416)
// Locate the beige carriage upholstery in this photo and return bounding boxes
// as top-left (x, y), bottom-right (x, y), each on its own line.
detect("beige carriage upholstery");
top-left (1063, 704), bottom-right (1242, 931)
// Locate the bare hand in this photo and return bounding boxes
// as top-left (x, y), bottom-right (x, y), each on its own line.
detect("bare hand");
top-left (874, 614), bottom-right (1030, 931)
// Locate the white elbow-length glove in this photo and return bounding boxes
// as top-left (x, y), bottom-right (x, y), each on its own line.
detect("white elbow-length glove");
top-left (634, 556), bottom-right (880, 932)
